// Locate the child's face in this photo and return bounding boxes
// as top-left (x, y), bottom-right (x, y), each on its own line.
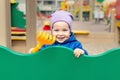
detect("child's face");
top-left (52, 21), bottom-right (70, 43)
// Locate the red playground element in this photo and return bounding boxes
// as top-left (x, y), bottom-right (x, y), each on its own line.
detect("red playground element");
top-left (116, 0), bottom-right (120, 19)
top-left (43, 21), bottom-right (50, 30)
top-left (11, 27), bottom-right (26, 32)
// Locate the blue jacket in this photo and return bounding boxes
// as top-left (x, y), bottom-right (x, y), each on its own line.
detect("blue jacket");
top-left (41, 32), bottom-right (88, 55)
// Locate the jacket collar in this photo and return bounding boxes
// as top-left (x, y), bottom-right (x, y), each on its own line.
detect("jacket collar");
top-left (54, 32), bottom-right (76, 44)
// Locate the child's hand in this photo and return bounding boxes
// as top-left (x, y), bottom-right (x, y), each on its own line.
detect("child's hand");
top-left (28, 48), bottom-right (34, 53)
top-left (74, 48), bottom-right (84, 58)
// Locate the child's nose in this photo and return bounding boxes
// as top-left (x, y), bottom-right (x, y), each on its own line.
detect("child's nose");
top-left (59, 31), bottom-right (63, 35)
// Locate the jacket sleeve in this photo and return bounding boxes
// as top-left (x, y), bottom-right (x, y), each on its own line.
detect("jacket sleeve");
top-left (73, 42), bottom-right (88, 55)
top-left (39, 45), bottom-right (48, 51)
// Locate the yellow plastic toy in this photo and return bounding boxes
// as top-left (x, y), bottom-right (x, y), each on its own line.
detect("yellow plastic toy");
top-left (60, 1), bottom-right (67, 10)
top-left (10, 0), bottom-right (16, 4)
top-left (73, 7), bottom-right (80, 16)
top-left (116, 21), bottom-right (120, 28)
top-left (32, 31), bottom-right (56, 53)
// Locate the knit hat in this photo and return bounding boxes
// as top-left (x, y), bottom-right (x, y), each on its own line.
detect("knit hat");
top-left (50, 10), bottom-right (74, 31)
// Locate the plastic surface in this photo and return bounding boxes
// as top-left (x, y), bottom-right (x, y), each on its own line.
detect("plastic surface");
top-left (0, 46), bottom-right (120, 80)
top-left (32, 32), bottom-right (55, 53)
top-left (11, 3), bottom-right (26, 28)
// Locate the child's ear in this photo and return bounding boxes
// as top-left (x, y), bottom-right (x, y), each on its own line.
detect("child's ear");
top-left (69, 31), bottom-right (71, 36)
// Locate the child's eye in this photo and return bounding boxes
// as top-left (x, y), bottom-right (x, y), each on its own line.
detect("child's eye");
top-left (54, 29), bottom-right (59, 31)
top-left (63, 29), bottom-right (68, 31)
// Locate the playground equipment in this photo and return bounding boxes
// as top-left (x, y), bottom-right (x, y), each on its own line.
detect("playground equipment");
top-left (116, 22), bottom-right (120, 28)
top-left (31, 32), bottom-right (56, 53)
top-left (102, 0), bottom-right (116, 18)
top-left (0, 45), bottom-right (120, 80)
top-left (11, 1), bottom-right (26, 29)
top-left (66, 0), bottom-right (92, 21)
top-left (10, 0), bottom-right (26, 41)
top-left (116, 0), bottom-right (120, 43)
top-left (59, 1), bottom-right (67, 10)
top-left (73, 30), bottom-right (89, 35)
top-left (10, 0), bottom-right (16, 4)
top-left (73, 7), bottom-right (80, 17)
top-left (116, 0), bottom-right (120, 19)
top-left (42, 21), bottom-right (50, 30)
top-left (82, 5), bottom-right (92, 21)
top-left (66, 0), bottom-right (75, 11)
top-left (11, 27), bottom-right (26, 41)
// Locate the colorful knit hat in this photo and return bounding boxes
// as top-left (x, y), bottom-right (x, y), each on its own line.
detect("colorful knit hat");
top-left (50, 10), bottom-right (74, 31)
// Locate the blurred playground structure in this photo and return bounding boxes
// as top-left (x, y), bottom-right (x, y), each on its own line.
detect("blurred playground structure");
top-left (59, 0), bottom-right (92, 21)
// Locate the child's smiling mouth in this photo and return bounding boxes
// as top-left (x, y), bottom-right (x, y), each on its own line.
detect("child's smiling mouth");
top-left (57, 37), bottom-right (65, 40)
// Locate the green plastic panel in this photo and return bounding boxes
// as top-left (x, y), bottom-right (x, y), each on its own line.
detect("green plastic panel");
top-left (0, 46), bottom-right (120, 80)
top-left (11, 3), bottom-right (26, 28)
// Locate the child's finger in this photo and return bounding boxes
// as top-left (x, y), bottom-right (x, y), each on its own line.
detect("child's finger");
top-left (74, 51), bottom-right (80, 58)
